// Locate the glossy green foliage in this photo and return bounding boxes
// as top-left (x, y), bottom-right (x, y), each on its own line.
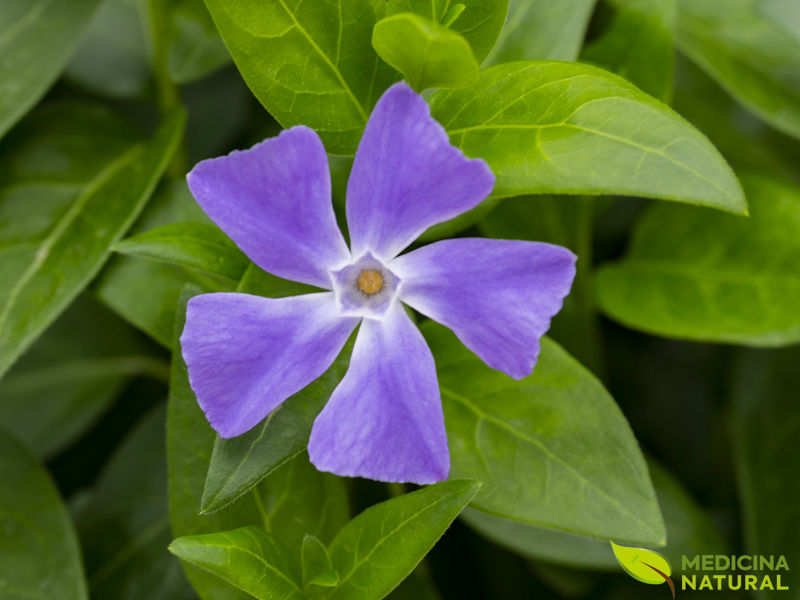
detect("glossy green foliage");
top-left (114, 222), bottom-right (249, 288)
top-left (432, 61), bottom-right (746, 212)
top-left (731, 347), bottom-right (800, 598)
top-left (0, 104), bottom-right (184, 378)
top-left (485, 0), bottom-right (596, 63)
top-left (385, 0), bottom-right (509, 62)
top-left (372, 13), bottom-right (478, 91)
top-left (423, 322), bottom-right (666, 546)
top-left (76, 405), bottom-right (194, 599)
top-left (0, 0), bottom-right (102, 138)
top-left (325, 481), bottom-right (481, 600)
top-left (0, 430), bottom-right (88, 600)
top-left (204, 0), bottom-right (398, 155)
top-left (582, 0), bottom-right (676, 101)
top-left (596, 174), bottom-right (800, 345)
top-left (461, 459), bottom-right (726, 569)
top-left (676, 0), bottom-right (800, 139)
top-left (95, 180), bottom-right (214, 347)
top-left (0, 295), bottom-right (161, 459)
top-left (302, 534), bottom-right (339, 588)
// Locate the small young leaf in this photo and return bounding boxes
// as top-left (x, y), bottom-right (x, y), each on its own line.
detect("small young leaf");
top-left (114, 222), bottom-right (249, 286)
top-left (0, 105), bottom-right (185, 378)
top-left (326, 481), bottom-right (481, 600)
top-left (0, 429), bottom-right (88, 600)
top-left (431, 61), bottom-right (746, 213)
top-left (610, 542), bottom-right (672, 584)
top-left (484, 0), bottom-right (596, 64)
top-left (0, 0), bottom-right (103, 138)
top-left (596, 173), bottom-right (800, 345)
top-left (423, 321), bottom-right (666, 546)
top-left (169, 527), bottom-right (302, 599)
top-left (372, 13), bottom-right (479, 92)
top-left (302, 534), bottom-right (339, 588)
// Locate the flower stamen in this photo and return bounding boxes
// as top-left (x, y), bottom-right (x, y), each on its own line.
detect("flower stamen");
top-left (357, 269), bottom-right (384, 295)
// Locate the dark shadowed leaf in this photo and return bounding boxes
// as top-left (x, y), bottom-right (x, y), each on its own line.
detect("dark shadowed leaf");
top-left (169, 0), bottom-right (231, 83)
top-left (77, 405), bottom-right (194, 599)
top-left (0, 105), bottom-right (184, 378)
top-left (596, 174), bottom-right (800, 345)
top-left (432, 61), bottom-right (745, 213)
top-left (484, 0), bottom-right (597, 63)
top-left (676, 0), bottom-right (800, 140)
top-left (0, 0), bottom-right (103, 138)
top-left (423, 322), bottom-right (665, 546)
top-left (302, 534), bottom-right (339, 588)
top-left (0, 429), bottom-right (88, 599)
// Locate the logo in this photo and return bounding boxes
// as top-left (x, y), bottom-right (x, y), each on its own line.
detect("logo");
top-left (611, 542), bottom-right (675, 598)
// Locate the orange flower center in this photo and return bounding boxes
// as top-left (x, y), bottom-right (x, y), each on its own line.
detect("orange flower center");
top-left (357, 269), bottom-right (384, 295)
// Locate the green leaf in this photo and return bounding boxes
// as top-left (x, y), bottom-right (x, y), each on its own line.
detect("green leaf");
top-left (0, 429), bottom-right (88, 600)
top-left (484, 0), bottom-right (597, 63)
top-left (203, 0), bottom-right (397, 155)
top-left (168, 0), bottom-right (231, 83)
top-left (326, 481), bottom-right (481, 600)
top-left (731, 346), bottom-right (800, 598)
top-left (0, 294), bottom-right (162, 459)
top-left (200, 266), bottom-right (349, 513)
top-left (76, 405), bottom-right (193, 599)
top-left (65, 0), bottom-right (150, 98)
top-left (581, 0), bottom-right (676, 101)
top-left (168, 288), bottom-right (265, 600)
top-left (386, 569), bottom-right (441, 600)
top-left (423, 321), bottom-right (666, 546)
top-left (302, 534), bottom-right (339, 588)
top-left (432, 61), bottom-right (746, 213)
top-left (0, 105), bottom-right (185, 378)
top-left (114, 222), bottom-right (249, 287)
top-left (385, 0), bottom-right (509, 63)
top-left (372, 13), bottom-right (479, 92)
top-left (595, 173), bottom-right (800, 345)
top-left (461, 458), bottom-right (726, 569)
top-left (672, 55), bottom-right (800, 183)
top-left (169, 527), bottom-right (302, 599)
top-left (675, 0), bottom-right (800, 140)
top-left (95, 179), bottom-right (214, 347)
top-left (0, 0), bottom-right (103, 138)
top-left (610, 542), bottom-right (672, 584)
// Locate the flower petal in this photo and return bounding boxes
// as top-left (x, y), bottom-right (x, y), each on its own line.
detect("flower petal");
top-left (308, 303), bottom-right (449, 484)
top-left (346, 82), bottom-right (495, 260)
top-left (187, 126), bottom-right (350, 289)
top-left (393, 238), bottom-right (576, 379)
top-left (181, 292), bottom-right (358, 438)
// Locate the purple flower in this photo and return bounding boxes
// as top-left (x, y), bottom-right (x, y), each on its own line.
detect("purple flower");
top-left (181, 82), bottom-right (576, 484)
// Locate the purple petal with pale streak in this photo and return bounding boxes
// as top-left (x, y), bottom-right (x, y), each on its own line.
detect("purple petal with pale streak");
top-left (346, 82), bottom-right (494, 260)
top-left (308, 304), bottom-right (449, 484)
top-left (393, 238), bottom-right (576, 379)
top-left (181, 292), bottom-right (358, 438)
top-left (187, 126), bottom-right (349, 289)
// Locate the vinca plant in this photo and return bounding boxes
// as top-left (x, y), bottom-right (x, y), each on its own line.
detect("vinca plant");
top-left (0, 1), bottom-right (798, 599)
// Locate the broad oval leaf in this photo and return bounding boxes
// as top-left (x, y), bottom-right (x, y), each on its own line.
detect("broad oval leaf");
top-left (431, 61), bottom-right (746, 213)
top-left (581, 0), bottom-right (676, 101)
top-left (169, 527), bottom-right (302, 600)
top-left (0, 429), bottom-right (88, 600)
top-left (423, 321), bottom-right (666, 546)
top-left (385, 0), bottom-right (509, 63)
top-left (484, 0), bottom-right (597, 64)
top-left (372, 13), bottom-right (479, 91)
top-left (0, 105), bottom-right (185, 378)
top-left (610, 542), bottom-right (672, 584)
top-left (676, 0), bottom-right (800, 140)
top-left (326, 480), bottom-right (481, 600)
top-left (114, 222), bottom-right (249, 287)
top-left (462, 459), bottom-right (727, 569)
top-left (0, 294), bottom-right (162, 459)
top-left (595, 173), bottom-right (800, 345)
top-left (204, 0), bottom-right (397, 155)
top-left (76, 405), bottom-right (193, 599)
top-left (0, 0), bottom-right (103, 138)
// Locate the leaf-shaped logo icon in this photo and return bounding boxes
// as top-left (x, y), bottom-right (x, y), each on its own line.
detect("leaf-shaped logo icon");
top-left (611, 541), bottom-right (675, 598)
